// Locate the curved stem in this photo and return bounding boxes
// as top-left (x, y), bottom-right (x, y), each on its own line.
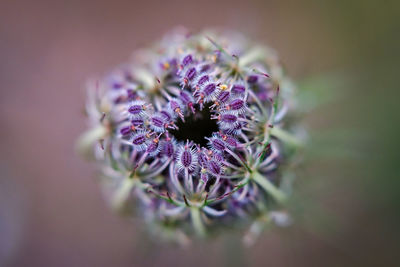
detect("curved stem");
top-left (225, 148), bottom-right (252, 173)
top-left (247, 89), bottom-right (267, 115)
top-left (252, 172), bottom-right (287, 204)
top-left (143, 158), bottom-right (171, 178)
top-left (270, 127), bottom-right (304, 148)
top-left (111, 177), bottom-right (135, 211)
top-left (169, 162), bottom-right (184, 194)
top-left (190, 207), bottom-right (206, 238)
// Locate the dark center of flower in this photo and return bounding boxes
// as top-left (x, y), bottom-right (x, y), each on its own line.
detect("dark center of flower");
top-left (170, 103), bottom-right (218, 146)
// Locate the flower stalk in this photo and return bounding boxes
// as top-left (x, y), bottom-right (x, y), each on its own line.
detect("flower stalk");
top-left (190, 207), bottom-right (206, 238)
top-left (252, 172), bottom-right (287, 204)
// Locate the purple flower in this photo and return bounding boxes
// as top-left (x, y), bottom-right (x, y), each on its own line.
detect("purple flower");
top-left (150, 115), bottom-right (167, 133)
top-left (146, 138), bottom-right (161, 157)
top-left (217, 90), bottom-right (230, 104)
top-left (228, 98), bottom-right (246, 114)
top-left (130, 130), bottom-right (149, 151)
top-left (80, 28), bottom-right (300, 243)
top-left (247, 75), bottom-right (258, 84)
top-left (162, 138), bottom-right (176, 159)
top-left (208, 160), bottom-right (223, 177)
top-left (182, 54), bottom-right (193, 66)
top-left (231, 84), bottom-right (246, 95)
top-left (196, 75), bottom-right (209, 86)
top-left (176, 143), bottom-right (198, 173)
top-left (207, 134), bottom-right (226, 153)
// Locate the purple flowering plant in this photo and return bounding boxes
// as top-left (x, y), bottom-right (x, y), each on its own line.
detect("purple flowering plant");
top-left (78, 28), bottom-right (304, 245)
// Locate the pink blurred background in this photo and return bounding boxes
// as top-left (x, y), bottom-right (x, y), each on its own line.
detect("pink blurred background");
top-left (1, 0), bottom-right (399, 266)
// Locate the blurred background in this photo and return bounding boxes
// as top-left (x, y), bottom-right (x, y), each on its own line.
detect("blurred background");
top-left (1, 0), bottom-right (399, 266)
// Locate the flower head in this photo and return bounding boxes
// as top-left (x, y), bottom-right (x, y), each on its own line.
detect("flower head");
top-left (79, 28), bottom-right (302, 244)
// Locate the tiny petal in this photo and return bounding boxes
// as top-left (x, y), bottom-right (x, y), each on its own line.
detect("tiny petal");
top-left (247, 75), bottom-right (258, 83)
top-left (197, 75), bottom-right (209, 86)
top-left (150, 115), bottom-right (166, 133)
top-left (185, 67), bottom-right (197, 81)
top-left (203, 206), bottom-right (227, 217)
top-left (208, 134), bottom-right (226, 152)
top-left (208, 160), bottom-right (222, 176)
top-left (229, 99), bottom-right (246, 114)
top-left (182, 54), bottom-right (193, 66)
top-left (130, 131), bottom-right (148, 151)
top-left (120, 126), bottom-right (132, 136)
top-left (162, 139), bottom-right (176, 158)
top-left (231, 84), bottom-right (245, 95)
top-left (203, 83), bottom-right (216, 96)
top-left (217, 90), bottom-right (230, 103)
top-left (176, 144), bottom-right (198, 172)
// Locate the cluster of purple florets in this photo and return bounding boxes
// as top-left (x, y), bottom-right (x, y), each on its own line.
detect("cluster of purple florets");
top-left (81, 29), bottom-right (299, 244)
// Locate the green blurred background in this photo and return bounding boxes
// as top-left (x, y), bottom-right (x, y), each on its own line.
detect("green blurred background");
top-left (0, 0), bottom-right (399, 266)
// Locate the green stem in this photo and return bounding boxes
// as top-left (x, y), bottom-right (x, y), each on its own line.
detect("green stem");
top-left (206, 36), bottom-right (234, 62)
top-left (270, 127), bottom-right (304, 148)
top-left (190, 207), bottom-right (206, 238)
top-left (252, 172), bottom-right (287, 204)
top-left (112, 178), bottom-right (135, 211)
